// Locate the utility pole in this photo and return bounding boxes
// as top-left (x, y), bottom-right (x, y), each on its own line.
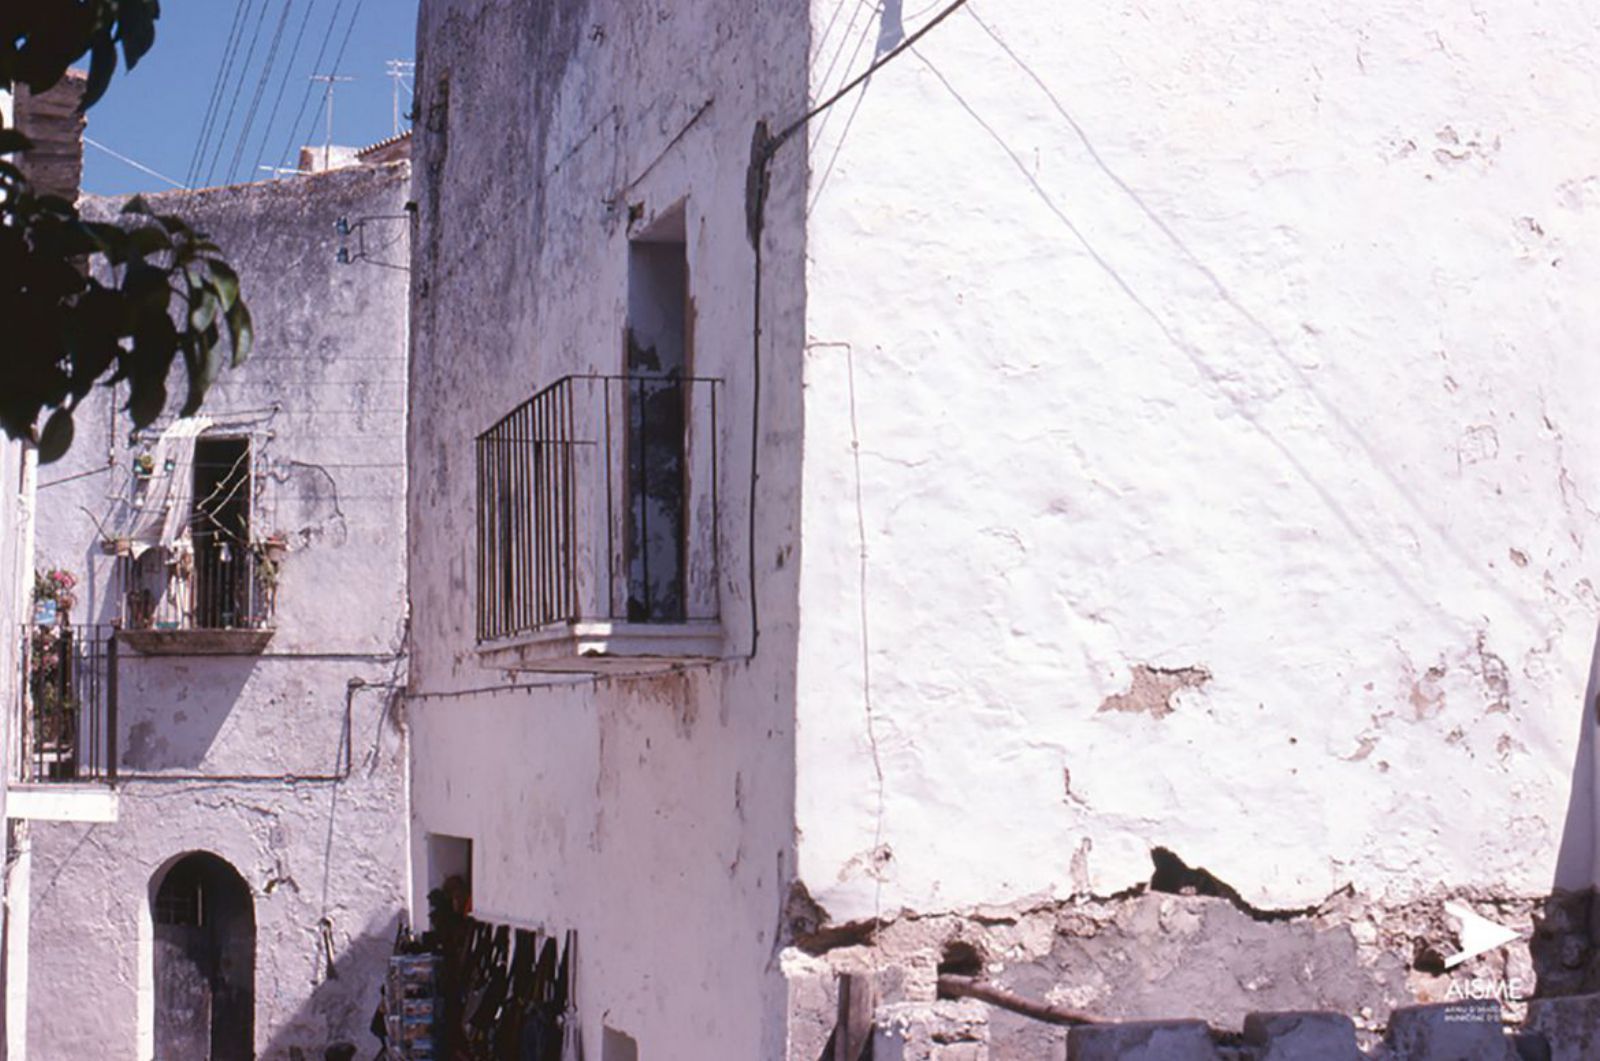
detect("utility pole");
top-left (308, 74), bottom-right (354, 171)
top-left (385, 59), bottom-right (415, 137)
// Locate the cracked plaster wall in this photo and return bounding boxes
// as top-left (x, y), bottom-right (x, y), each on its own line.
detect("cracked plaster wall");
top-left (22, 164), bottom-right (412, 1059)
top-left (795, 0), bottom-right (1600, 953)
top-left (404, 1), bottom-right (809, 1058)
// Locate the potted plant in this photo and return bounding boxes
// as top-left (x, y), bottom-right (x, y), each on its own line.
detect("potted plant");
top-left (251, 535), bottom-right (287, 624)
top-left (258, 532), bottom-right (289, 563)
top-left (28, 624), bottom-right (80, 776)
top-left (33, 567), bottom-right (77, 626)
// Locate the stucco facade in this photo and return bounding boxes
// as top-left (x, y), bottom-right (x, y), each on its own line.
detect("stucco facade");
top-left (797, 0), bottom-right (1600, 924)
top-left (18, 162), bottom-right (412, 1059)
top-left (405, 0), bottom-right (1600, 1056)
top-left (405, 1), bottom-right (808, 1057)
top-left (791, 0), bottom-right (1600, 1048)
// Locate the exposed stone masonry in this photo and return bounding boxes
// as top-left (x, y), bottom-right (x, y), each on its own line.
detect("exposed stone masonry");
top-left (785, 882), bottom-right (1600, 1059)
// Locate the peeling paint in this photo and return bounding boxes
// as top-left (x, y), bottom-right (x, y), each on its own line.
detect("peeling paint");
top-left (1097, 664), bottom-right (1211, 720)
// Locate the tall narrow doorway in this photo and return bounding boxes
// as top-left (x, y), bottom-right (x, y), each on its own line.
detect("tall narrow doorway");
top-left (152, 852), bottom-right (255, 1060)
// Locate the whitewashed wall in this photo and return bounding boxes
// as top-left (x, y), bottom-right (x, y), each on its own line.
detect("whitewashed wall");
top-left (0, 83), bottom-right (18, 845)
top-left (0, 435), bottom-right (31, 1055)
top-left (23, 163), bottom-right (412, 1059)
top-left (405, 1), bottom-right (810, 1057)
top-left (795, 0), bottom-right (1600, 924)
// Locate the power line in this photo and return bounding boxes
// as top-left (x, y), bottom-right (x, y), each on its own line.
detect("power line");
top-left (184, 0), bottom-right (254, 190)
top-left (272, 0), bottom-right (347, 172)
top-left (249, 0), bottom-right (322, 181)
top-left (201, 0), bottom-right (276, 188)
top-left (85, 137), bottom-right (185, 189)
top-left (290, 0), bottom-right (366, 169)
top-left (225, 0), bottom-right (297, 185)
top-left (769, 0), bottom-right (971, 153)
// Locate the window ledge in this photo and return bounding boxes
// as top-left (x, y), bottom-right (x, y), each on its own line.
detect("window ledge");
top-left (478, 620), bottom-right (724, 674)
top-left (119, 627), bottom-right (275, 656)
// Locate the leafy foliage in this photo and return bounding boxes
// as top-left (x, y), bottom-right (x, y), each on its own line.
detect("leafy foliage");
top-left (1, 1), bottom-right (253, 462)
top-left (1, 1), bottom-right (160, 110)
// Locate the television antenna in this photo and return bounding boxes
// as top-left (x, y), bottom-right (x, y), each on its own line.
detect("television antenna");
top-left (309, 74), bottom-right (355, 171)
top-left (385, 60), bottom-right (416, 137)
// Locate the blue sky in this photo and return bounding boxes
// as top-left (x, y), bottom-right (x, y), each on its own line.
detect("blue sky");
top-left (82, 1), bottom-right (420, 196)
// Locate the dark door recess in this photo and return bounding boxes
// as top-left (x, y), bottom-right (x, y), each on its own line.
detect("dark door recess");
top-left (153, 852), bottom-right (255, 1060)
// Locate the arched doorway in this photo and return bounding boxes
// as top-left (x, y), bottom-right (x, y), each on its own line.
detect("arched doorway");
top-left (152, 852), bottom-right (255, 1060)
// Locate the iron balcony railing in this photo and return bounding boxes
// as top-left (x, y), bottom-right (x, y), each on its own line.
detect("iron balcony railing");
top-left (115, 524), bottom-right (277, 633)
top-left (476, 373), bottom-right (722, 642)
top-left (20, 623), bottom-right (117, 783)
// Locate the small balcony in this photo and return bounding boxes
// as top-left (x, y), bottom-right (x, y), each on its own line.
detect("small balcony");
top-left (476, 373), bottom-right (723, 672)
top-left (113, 530), bottom-right (279, 655)
top-left (20, 623), bottom-right (117, 784)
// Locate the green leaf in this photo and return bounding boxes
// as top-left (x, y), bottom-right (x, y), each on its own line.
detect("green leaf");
top-left (126, 377), bottom-right (167, 428)
top-left (125, 224), bottom-right (171, 257)
top-left (123, 261), bottom-right (171, 313)
top-left (116, 0), bottom-right (158, 70)
top-left (81, 221), bottom-right (128, 255)
top-left (37, 409), bottom-right (74, 464)
top-left (179, 339), bottom-right (217, 418)
top-left (82, 35), bottom-right (118, 110)
top-left (189, 288), bottom-right (220, 332)
top-left (154, 213), bottom-right (194, 239)
top-left (225, 299), bottom-right (253, 366)
top-left (207, 259), bottom-right (240, 309)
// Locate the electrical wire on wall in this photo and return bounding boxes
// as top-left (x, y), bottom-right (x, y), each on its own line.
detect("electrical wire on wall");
top-left (736, 0), bottom-right (972, 965)
top-left (737, 0), bottom-right (971, 661)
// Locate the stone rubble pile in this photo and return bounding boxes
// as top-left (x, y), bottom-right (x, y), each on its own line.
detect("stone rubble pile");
top-left (871, 994), bottom-right (1600, 1060)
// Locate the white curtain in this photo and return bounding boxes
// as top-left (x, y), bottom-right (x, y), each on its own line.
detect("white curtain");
top-left (120, 416), bottom-right (212, 556)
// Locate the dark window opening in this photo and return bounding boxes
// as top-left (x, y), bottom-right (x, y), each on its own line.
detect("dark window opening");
top-left (192, 437), bottom-right (251, 629)
top-left (625, 219), bottom-right (689, 623)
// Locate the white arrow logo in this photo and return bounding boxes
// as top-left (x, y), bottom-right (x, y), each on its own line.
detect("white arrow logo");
top-left (1442, 901), bottom-right (1521, 969)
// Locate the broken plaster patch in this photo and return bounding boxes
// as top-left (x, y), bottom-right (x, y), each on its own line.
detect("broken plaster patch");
top-left (1098, 664), bottom-right (1211, 719)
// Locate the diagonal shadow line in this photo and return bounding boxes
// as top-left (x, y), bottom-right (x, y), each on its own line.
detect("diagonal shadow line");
top-left (962, 4), bottom-right (1547, 631)
top-left (33, 823), bottom-right (106, 907)
top-left (911, 48), bottom-right (1447, 620)
top-left (810, 0), bottom-right (904, 215)
top-left (808, 79), bottom-right (874, 216)
top-left (811, 0), bottom-right (883, 158)
top-left (813, 0), bottom-right (856, 68)
top-left (816, 0), bottom-right (880, 127)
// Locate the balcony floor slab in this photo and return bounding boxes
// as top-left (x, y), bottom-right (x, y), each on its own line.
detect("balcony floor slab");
top-left (479, 620), bottom-right (724, 674)
top-left (118, 628), bottom-right (275, 655)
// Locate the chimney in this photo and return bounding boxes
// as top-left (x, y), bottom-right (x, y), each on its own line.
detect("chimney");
top-left (14, 69), bottom-right (87, 201)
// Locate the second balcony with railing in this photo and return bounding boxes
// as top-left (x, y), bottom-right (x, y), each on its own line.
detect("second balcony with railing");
top-left (111, 523), bottom-right (280, 655)
top-left (476, 373), bottom-right (723, 671)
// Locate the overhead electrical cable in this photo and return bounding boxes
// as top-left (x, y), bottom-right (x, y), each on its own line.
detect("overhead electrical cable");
top-left (271, 0), bottom-right (346, 172)
top-left (200, 0), bottom-right (276, 188)
top-left (285, 0), bottom-right (367, 169)
top-left (86, 136), bottom-right (186, 189)
top-left (225, 0), bottom-right (296, 184)
top-left (184, 0), bottom-right (254, 190)
top-left (249, 0), bottom-right (321, 179)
